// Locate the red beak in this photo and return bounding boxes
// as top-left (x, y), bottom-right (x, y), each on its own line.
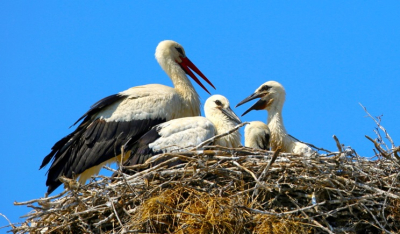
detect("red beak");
top-left (179, 57), bottom-right (216, 94)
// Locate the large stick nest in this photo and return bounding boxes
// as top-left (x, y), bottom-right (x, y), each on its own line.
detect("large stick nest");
top-left (7, 109), bottom-right (400, 233)
top-left (9, 143), bottom-right (400, 233)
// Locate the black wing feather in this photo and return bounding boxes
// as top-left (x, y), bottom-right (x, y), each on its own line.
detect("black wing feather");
top-left (72, 94), bottom-right (123, 127)
top-left (42, 94), bottom-right (122, 169)
top-left (256, 131), bottom-right (270, 150)
top-left (116, 123), bottom-right (187, 176)
top-left (41, 92), bottom-right (167, 194)
top-left (129, 126), bottom-right (161, 165)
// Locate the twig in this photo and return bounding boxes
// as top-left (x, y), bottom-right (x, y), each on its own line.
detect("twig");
top-left (332, 135), bottom-right (343, 153)
top-left (360, 203), bottom-right (392, 234)
top-left (334, 175), bottom-right (400, 199)
top-left (232, 161), bottom-right (264, 188)
top-left (258, 148), bottom-right (280, 181)
top-left (365, 135), bottom-right (400, 166)
top-left (0, 213), bottom-right (14, 229)
top-left (14, 190), bottom-right (67, 206)
top-left (360, 103), bottom-right (395, 148)
top-left (252, 149), bottom-right (281, 197)
top-left (287, 194), bottom-right (334, 234)
top-left (106, 195), bottom-right (124, 232)
top-left (194, 122), bottom-right (248, 149)
top-left (239, 201), bottom-right (326, 217)
top-left (288, 134), bottom-right (331, 153)
top-left (93, 213), bottom-right (115, 227)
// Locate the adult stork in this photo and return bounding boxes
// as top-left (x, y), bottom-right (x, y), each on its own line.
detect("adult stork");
top-left (124, 94), bottom-right (242, 168)
top-left (236, 81), bottom-right (316, 156)
top-left (244, 121), bottom-right (270, 150)
top-left (40, 40), bottom-right (215, 195)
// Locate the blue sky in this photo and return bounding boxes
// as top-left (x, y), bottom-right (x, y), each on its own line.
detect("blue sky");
top-left (1, 1), bottom-right (400, 230)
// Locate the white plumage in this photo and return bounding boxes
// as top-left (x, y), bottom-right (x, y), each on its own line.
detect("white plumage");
top-left (148, 117), bottom-right (215, 153)
top-left (204, 95), bottom-right (242, 148)
top-left (244, 121), bottom-right (270, 150)
top-left (40, 40), bottom-right (215, 195)
top-left (237, 81), bottom-right (316, 156)
top-left (125, 95), bottom-right (242, 167)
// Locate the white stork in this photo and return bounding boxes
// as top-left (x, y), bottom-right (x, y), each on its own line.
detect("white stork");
top-left (40, 40), bottom-right (215, 195)
top-left (236, 81), bottom-right (316, 156)
top-left (244, 121), bottom-right (270, 150)
top-left (124, 94), bottom-right (242, 168)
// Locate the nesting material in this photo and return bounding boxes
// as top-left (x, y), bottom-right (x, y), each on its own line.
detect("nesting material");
top-left (10, 141), bottom-right (400, 233)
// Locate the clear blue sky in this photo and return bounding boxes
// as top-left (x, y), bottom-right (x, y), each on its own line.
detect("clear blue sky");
top-left (1, 1), bottom-right (400, 230)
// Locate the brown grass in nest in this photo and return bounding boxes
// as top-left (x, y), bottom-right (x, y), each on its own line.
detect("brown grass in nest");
top-left (6, 110), bottom-right (400, 233)
top-left (177, 188), bottom-right (249, 233)
top-left (252, 214), bottom-right (312, 234)
top-left (133, 186), bottom-right (250, 234)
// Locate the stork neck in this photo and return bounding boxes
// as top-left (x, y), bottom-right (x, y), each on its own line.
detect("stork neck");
top-left (172, 73), bottom-right (199, 101)
top-left (157, 52), bottom-right (201, 116)
top-left (174, 74), bottom-right (200, 113)
top-left (267, 106), bottom-right (288, 150)
top-left (166, 60), bottom-right (201, 116)
top-left (212, 115), bottom-right (237, 134)
top-left (267, 109), bottom-right (286, 134)
top-left (207, 112), bottom-right (241, 148)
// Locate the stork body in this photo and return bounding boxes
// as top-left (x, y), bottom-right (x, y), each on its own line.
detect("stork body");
top-left (244, 121), bottom-right (270, 150)
top-left (237, 81), bottom-right (315, 156)
top-left (126, 95), bottom-right (242, 167)
top-left (40, 40), bottom-right (215, 195)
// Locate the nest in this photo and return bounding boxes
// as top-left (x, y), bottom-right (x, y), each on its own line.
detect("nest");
top-left (8, 145), bottom-right (400, 233)
top-left (8, 109), bottom-right (400, 233)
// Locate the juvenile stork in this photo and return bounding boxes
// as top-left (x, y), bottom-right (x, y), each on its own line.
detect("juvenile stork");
top-left (236, 81), bottom-right (315, 156)
top-left (40, 40), bottom-right (215, 195)
top-left (124, 95), bottom-right (242, 168)
top-left (244, 121), bottom-right (270, 150)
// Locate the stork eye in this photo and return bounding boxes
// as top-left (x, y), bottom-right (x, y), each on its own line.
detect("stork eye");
top-left (261, 85), bottom-right (271, 91)
top-left (215, 100), bottom-right (222, 106)
top-left (175, 47), bottom-right (184, 55)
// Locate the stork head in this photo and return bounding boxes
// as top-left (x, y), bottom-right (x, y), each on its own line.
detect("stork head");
top-left (236, 81), bottom-right (286, 116)
top-left (205, 95), bottom-right (242, 125)
top-left (245, 121), bottom-right (270, 135)
top-left (244, 121), bottom-right (270, 150)
top-left (155, 40), bottom-right (215, 94)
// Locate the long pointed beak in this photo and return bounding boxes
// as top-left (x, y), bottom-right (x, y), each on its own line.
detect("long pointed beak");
top-left (236, 92), bottom-right (269, 117)
top-left (236, 92), bottom-right (263, 108)
top-left (240, 99), bottom-right (267, 116)
top-left (179, 57), bottom-right (216, 94)
top-left (222, 107), bottom-right (242, 125)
